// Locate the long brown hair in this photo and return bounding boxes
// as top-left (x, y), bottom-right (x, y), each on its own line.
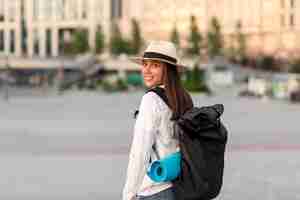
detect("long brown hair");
top-left (162, 63), bottom-right (193, 119)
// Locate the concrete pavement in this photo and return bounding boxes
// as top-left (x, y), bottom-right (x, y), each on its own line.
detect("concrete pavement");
top-left (0, 90), bottom-right (299, 199)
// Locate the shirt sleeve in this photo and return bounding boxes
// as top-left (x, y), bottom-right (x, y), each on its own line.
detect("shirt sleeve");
top-left (122, 93), bottom-right (161, 200)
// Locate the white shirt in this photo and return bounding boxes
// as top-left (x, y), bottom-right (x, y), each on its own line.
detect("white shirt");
top-left (122, 90), bottom-right (179, 200)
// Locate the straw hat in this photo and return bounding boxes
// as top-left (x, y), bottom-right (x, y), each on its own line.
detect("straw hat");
top-left (131, 41), bottom-right (184, 68)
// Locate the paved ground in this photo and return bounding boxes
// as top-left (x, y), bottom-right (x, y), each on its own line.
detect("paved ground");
top-left (0, 89), bottom-right (299, 199)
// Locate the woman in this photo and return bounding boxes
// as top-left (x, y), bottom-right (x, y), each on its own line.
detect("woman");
top-left (123, 41), bottom-right (193, 200)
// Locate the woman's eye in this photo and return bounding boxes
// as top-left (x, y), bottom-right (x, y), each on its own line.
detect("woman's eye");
top-left (153, 64), bottom-right (159, 68)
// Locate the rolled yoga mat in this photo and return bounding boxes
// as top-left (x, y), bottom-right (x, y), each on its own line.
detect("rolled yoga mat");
top-left (147, 152), bottom-right (181, 182)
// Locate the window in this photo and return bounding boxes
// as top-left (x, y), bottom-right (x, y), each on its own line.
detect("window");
top-left (96, 1), bottom-right (103, 18)
top-left (56, 0), bottom-right (65, 20)
top-left (46, 29), bottom-right (52, 56)
top-left (10, 30), bottom-right (15, 53)
top-left (0, 0), bottom-right (4, 22)
top-left (33, 0), bottom-right (39, 21)
top-left (8, 0), bottom-right (16, 22)
top-left (281, 0), bottom-right (285, 8)
top-left (69, 1), bottom-right (78, 19)
top-left (290, 0), bottom-right (295, 8)
top-left (43, 1), bottom-right (53, 20)
top-left (21, 18), bottom-right (27, 54)
top-left (0, 30), bottom-right (4, 51)
top-left (281, 14), bottom-right (285, 27)
top-left (33, 29), bottom-right (39, 55)
top-left (290, 14), bottom-right (295, 27)
top-left (111, 0), bottom-right (122, 19)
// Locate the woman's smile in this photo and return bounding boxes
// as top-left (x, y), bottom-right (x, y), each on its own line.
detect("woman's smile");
top-left (141, 60), bottom-right (164, 88)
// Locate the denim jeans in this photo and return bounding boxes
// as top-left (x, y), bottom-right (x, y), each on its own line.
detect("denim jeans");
top-left (136, 188), bottom-right (175, 200)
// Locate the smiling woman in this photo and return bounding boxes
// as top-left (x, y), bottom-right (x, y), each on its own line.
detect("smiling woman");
top-left (141, 60), bottom-right (164, 88)
top-left (123, 41), bottom-right (193, 200)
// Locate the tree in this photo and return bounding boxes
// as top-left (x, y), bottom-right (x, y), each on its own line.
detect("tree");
top-left (95, 25), bottom-right (105, 54)
top-left (170, 24), bottom-right (180, 48)
top-left (187, 15), bottom-right (202, 56)
top-left (131, 18), bottom-right (143, 55)
top-left (72, 28), bottom-right (90, 54)
top-left (110, 22), bottom-right (131, 55)
top-left (183, 64), bottom-right (210, 93)
top-left (207, 17), bottom-right (223, 58)
top-left (236, 21), bottom-right (247, 61)
top-left (259, 55), bottom-right (278, 72)
top-left (290, 58), bottom-right (300, 74)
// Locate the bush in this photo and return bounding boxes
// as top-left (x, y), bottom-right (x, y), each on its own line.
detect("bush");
top-left (257, 55), bottom-right (279, 72)
top-left (182, 66), bottom-right (210, 93)
top-left (110, 22), bottom-right (133, 55)
top-left (290, 59), bottom-right (300, 74)
top-left (101, 77), bottom-right (128, 92)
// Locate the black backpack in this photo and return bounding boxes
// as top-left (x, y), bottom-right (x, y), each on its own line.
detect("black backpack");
top-left (147, 87), bottom-right (228, 200)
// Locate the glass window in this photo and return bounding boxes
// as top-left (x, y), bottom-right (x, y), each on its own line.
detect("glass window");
top-left (46, 29), bottom-right (52, 56)
top-left (290, 0), bottom-right (295, 8)
top-left (8, 0), bottom-right (16, 22)
top-left (33, 29), bottom-right (39, 55)
top-left (281, 0), bottom-right (285, 8)
top-left (55, 0), bottom-right (65, 20)
top-left (290, 14), bottom-right (295, 27)
top-left (43, 1), bottom-right (53, 20)
top-left (82, 1), bottom-right (88, 19)
top-left (33, 0), bottom-right (39, 20)
top-left (69, 0), bottom-right (78, 19)
top-left (96, 1), bottom-right (103, 18)
top-left (0, 30), bottom-right (4, 51)
top-left (10, 30), bottom-right (15, 53)
top-left (0, 0), bottom-right (4, 22)
top-left (111, 0), bottom-right (122, 19)
top-left (281, 14), bottom-right (285, 27)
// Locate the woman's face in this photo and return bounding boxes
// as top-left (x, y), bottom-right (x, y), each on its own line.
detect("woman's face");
top-left (141, 60), bottom-right (164, 88)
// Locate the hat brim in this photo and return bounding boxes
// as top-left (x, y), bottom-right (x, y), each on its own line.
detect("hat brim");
top-left (130, 57), bottom-right (186, 69)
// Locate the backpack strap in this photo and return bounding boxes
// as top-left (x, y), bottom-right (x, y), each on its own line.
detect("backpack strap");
top-left (134, 86), bottom-right (169, 119)
top-left (146, 87), bottom-right (169, 163)
top-left (146, 86), bottom-right (170, 108)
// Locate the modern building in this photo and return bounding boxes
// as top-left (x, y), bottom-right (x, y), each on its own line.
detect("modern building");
top-left (121, 0), bottom-right (300, 58)
top-left (0, 0), bottom-right (123, 58)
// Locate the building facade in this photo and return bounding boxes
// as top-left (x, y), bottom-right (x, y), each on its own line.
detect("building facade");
top-left (0, 0), bottom-right (114, 58)
top-left (121, 0), bottom-right (300, 58)
top-left (0, 0), bottom-right (298, 59)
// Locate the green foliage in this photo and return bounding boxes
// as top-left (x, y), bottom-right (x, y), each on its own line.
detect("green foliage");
top-left (62, 41), bottom-right (75, 56)
top-left (115, 78), bottom-right (128, 91)
top-left (182, 65), bottom-right (210, 93)
top-left (130, 18), bottom-right (143, 55)
top-left (225, 45), bottom-right (237, 62)
top-left (170, 25), bottom-right (180, 48)
top-left (236, 21), bottom-right (247, 61)
top-left (290, 59), bottom-right (300, 74)
top-left (257, 55), bottom-right (279, 72)
top-left (96, 26), bottom-right (105, 54)
top-left (207, 17), bottom-right (223, 58)
top-left (110, 22), bottom-right (132, 55)
top-left (187, 15), bottom-right (202, 56)
top-left (72, 29), bottom-right (90, 54)
top-left (101, 77), bottom-right (129, 92)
